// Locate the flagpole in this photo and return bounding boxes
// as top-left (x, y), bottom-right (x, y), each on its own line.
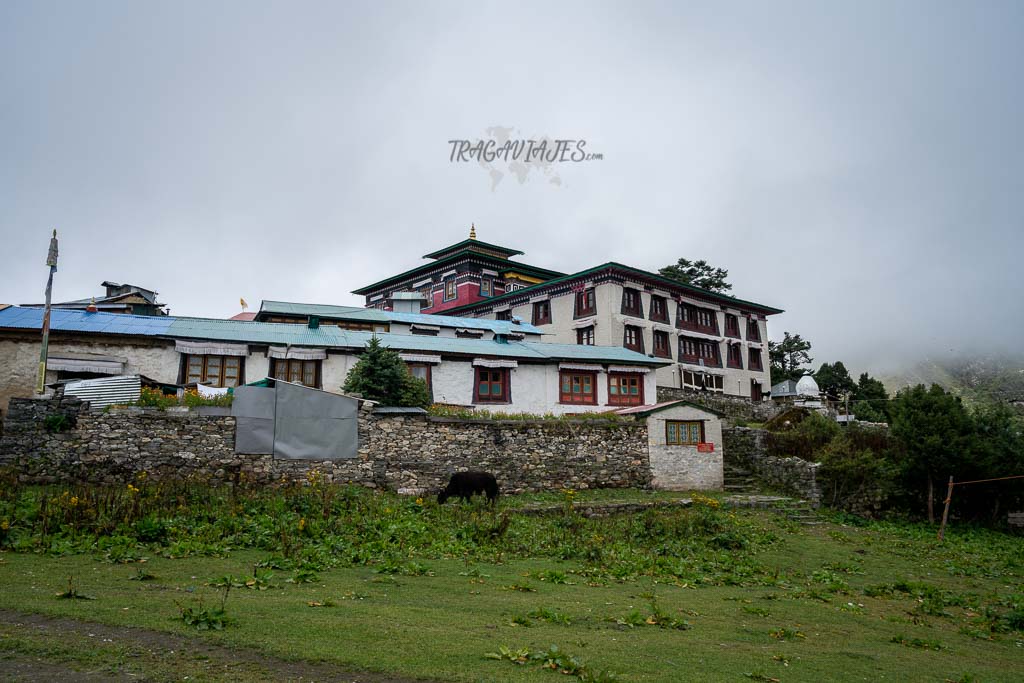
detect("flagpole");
top-left (36, 230), bottom-right (59, 395)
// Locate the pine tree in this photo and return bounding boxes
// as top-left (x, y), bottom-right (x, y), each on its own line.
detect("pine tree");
top-left (342, 337), bottom-right (430, 408)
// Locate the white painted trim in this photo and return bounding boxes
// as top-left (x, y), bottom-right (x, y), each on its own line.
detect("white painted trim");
top-left (175, 340), bottom-right (249, 357)
top-left (558, 363), bottom-right (604, 372)
top-left (267, 346), bottom-right (327, 360)
top-left (472, 358), bottom-right (518, 368)
top-left (399, 353), bottom-right (442, 364)
top-left (571, 317), bottom-right (598, 329)
top-left (608, 365), bottom-right (651, 374)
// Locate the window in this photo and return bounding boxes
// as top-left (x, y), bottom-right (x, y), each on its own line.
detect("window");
top-left (621, 288), bottom-right (642, 317)
top-left (407, 363), bottom-right (432, 398)
top-left (682, 370), bottom-right (723, 391)
top-left (184, 354), bottom-right (243, 388)
top-left (271, 358), bottom-right (321, 388)
top-left (725, 314), bottom-right (740, 338)
top-left (666, 420), bottom-right (703, 446)
top-left (480, 278), bottom-right (492, 297)
top-left (749, 348), bottom-right (763, 371)
top-left (444, 277), bottom-right (457, 301)
top-left (751, 380), bottom-right (764, 401)
top-left (411, 326), bottom-right (439, 336)
top-left (474, 367), bottom-right (510, 403)
top-left (532, 300), bottom-right (551, 325)
top-left (574, 288), bottom-right (596, 318)
top-left (496, 310), bottom-right (513, 321)
top-left (456, 330), bottom-right (483, 339)
top-left (608, 373), bottom-right (644, 405)
top-left (653, 330), bottom-right (672, 359)
top-left (560, 371), bottom-right (596, 404)
top-left (747, 318), bottom-right (761, 342)
top-left (727, 343), bottom-right (744, 369)
top-left (680, 337), bottom-right (721, 367)
top-left (650, 296), bottom-right (669, 323)
top-left (577, 326), bottom-right (595, 346)
top-left (623, 325), bottom-right (644, 353)
top-left (418, 284), bottom-right (433, 309)
top-left (678, 303), bottom-right (718, 334)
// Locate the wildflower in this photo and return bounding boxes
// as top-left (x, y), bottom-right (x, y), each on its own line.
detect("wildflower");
top-left (127, 483), bottom-right (139, 494)
top-left (70, 496), bottom-right (79, 506)
top-left (415, 497), bottom-right (424, 506)
top-left (298, 517), bottom-right (306, 531)
top-left (0, 520), bottom-right (9, 531)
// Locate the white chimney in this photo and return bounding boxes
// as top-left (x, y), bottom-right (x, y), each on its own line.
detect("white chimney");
top-left (391, 291), bottom-right (425, 314)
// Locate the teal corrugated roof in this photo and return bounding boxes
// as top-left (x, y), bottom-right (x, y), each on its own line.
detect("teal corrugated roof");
top-left (0, 306), bottom-right (666, 366)
top-left (258, 300), bottom-right (543, 335)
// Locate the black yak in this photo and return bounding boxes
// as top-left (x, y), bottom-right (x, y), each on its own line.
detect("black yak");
top-left (437, 471), bottom-right (499, 505)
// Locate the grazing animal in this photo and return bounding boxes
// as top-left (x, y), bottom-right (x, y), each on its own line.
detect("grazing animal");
top-left (437, 471), bottom-right (499, 505)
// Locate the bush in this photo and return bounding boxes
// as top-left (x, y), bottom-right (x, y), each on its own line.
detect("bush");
top-left (766, 412), bottom-right (839, 460)
top-left (817, 432), bottom-right (899, 513)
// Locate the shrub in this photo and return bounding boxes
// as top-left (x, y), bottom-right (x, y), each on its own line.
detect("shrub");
top-left (766, 412), bottom-right (839, 460)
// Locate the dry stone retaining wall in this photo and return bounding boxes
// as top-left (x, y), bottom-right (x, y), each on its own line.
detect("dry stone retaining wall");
top-left (655, 387), bottom-right (782, 424)
top-left (723, 426), bottom-right (821, 505)
top-left (0, 397), bottom-right (651, 494)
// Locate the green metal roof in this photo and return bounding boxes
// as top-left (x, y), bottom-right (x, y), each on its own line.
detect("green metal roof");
top-left (423, 238), bottom-right (524, 260)
top-left (443, 262), bottom-right (784, 316)
top-left (351, 250), bottom-right (565, 296)
top-left (257, 300), bottom-right (544, 334)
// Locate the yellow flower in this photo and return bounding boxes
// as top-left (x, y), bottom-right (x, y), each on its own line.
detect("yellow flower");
top-left (0, 520), bottom-right (9, 531)
top-left (298, 518), bottom-right (306, 530)
top-left (70, 496), bottom-right (79, 506)
top-left (415, 497), bottom-right (424, 506)
top-left (126, 483), bottom-right (139, 494)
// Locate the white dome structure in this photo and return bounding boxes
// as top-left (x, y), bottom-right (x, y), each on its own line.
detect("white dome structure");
top-left (795, 374), bottom-right (820, 397)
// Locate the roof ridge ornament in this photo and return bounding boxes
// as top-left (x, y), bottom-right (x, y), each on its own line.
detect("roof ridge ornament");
top-left (469, 223), bottom-right (476, 239)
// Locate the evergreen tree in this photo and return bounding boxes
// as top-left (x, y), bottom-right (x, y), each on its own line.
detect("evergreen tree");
top-left (342, 337), bottom-right (431, 408)
top-left (815, 361), bottom-right (857, 399)
top-left (658, 258), bottom-right (732, 293)
top-left (852, 372), bottom-right (889, 423)
top-left (768, 332), bottom-right (813, 385)
top-left (889, 384), bottom-right (975, 522)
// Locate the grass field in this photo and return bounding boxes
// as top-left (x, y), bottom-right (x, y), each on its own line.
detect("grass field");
top-left (0, 484), bottom-right (1021, 682)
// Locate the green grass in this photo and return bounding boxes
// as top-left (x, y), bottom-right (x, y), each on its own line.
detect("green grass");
top-left (0, 483), bottom-right (1022, 682)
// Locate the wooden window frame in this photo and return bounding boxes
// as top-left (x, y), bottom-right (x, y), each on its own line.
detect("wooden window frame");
top-left (748, 347), bottom-right (764, 371)
top-left (727, 343), bottom-right (744, 369)
top-left (679, 337), bottom-right (722, 367)
top-left (621, 288), bottom-right (643, 317)
top-left (473, 367), bottom-right (510, 404)
top-left (270, 358), bottom-right (322, 388)
top-left (724, 314), bottom-right (741, 338)
top-left (182, 354), bottom-right (244, 388)
top-left (652, 330), bottom-right (672, 359)
top-left (559, 370), bottom-right (597, 405)
top-left (623, 325), bottom-right (644, 353)
top-left (479, 277), bottom-right (492, 297)
top-left (666, 420), bottom-right (704, 446)
top-left (649, 296), bottom-right (669, 323)
top-left (746, 318), bottom-right (761, 342)
top-left (532, 300), bottom-right (552, 326)
top-left (496, 310), bottom-right (513, 321)
top-left (677, 303), bottom-right (719, 335)
top-left (576, 326), bottom-right (595, 346)
top-left (406, 363), bottom-right (433, 399)
top-left (574, 288), bottom-right (596, 318)
top-left (443, 277), bottom-right (457, 302)
top-left (607, 373), bottom-right (644, 406)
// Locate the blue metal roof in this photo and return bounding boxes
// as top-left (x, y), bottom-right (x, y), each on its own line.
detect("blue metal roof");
top-left (258, 300), bottom-right (543, 335)
top-left (0, 306), bottom-right (667, 367)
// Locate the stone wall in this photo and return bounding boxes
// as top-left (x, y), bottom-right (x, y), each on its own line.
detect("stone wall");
top-left (0, 397), bottom-right (651, 493)
top-left (656, 387), bottom-right (783, 424)
top-left (723, 427), bottom-right (821, 505)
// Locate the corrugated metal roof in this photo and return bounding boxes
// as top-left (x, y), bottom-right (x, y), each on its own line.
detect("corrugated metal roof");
top-left (258, 300), bottom-right (543, 335)
top-left (63, 374), bottom-right (142, 410)
top-left (0, 306), bottom-right (667, 366)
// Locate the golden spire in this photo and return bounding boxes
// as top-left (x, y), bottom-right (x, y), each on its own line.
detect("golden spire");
top-left (469, 223), bottom-right (477, 239)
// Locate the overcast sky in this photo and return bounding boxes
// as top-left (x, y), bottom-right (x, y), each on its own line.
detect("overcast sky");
top-left (2, 1), bottom-right (1022, 375)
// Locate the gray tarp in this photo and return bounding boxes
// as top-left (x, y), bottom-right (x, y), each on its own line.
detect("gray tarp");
top-left (232, 380), bottom-right (359, 460)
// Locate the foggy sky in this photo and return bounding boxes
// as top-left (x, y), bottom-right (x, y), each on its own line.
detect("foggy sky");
top-left (2, 0), bottom-right (1022, 376)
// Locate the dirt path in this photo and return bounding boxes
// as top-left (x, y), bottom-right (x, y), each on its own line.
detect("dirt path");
top-left (0, 609), bottom-right (439, 682)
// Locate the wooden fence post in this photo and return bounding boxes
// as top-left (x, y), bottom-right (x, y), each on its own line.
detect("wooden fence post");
top-left (937, 476), bottom-right (954, 541)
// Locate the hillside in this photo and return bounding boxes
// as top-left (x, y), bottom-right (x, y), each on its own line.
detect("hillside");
top-left (883, 353), bottom-right (1024, 411)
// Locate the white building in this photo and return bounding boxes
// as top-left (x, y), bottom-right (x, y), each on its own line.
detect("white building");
top-left (0, 306), bottom-right (666, 417)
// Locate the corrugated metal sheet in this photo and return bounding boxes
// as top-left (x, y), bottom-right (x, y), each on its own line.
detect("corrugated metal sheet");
top-left (0, 306), bottom-right (667, 367)
top-left (258, 300), bottom-right (543, 335)
top-left (63, 375), bottom-right (142, 410)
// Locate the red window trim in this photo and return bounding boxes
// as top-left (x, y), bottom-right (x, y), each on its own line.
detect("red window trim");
top-left (679, 336), bottom-right (722, 367)
top-left (559, 370), bottom-right (597, 405)
top-left (574, 288), bottom-right (596, 318)
top-left (623, 325), bottom-right (644, 353)
top-left (532, 300), bottom-right (552, 326)
top-left (727, 343), bottom-right (744, 369)
top-left (607, 372), bottom-right (644, 406)
top-left (748, 348), bottom-right (764, 371)
top-left (649, 296), bottom-right (670, 324)
top-left (652, 330), bottom-right (672, 359)
top-left (724, 314), bottom-right (741, 339)
top-left (621, 288), bottom-right (643, 318)
top-left (677, 303), bottom-right (719, 335)
top-left (746, 317), bottom-right (762, 342)
top-left (576, 326), bottom-right (595, 346)
top-left (473, 367), bottom-right (511, 403)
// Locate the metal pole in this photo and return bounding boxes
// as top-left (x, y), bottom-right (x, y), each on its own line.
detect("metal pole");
top-left (937, 476), bottom-right (954, 541)
top-left (35, 230), bottom-right (58, 395)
